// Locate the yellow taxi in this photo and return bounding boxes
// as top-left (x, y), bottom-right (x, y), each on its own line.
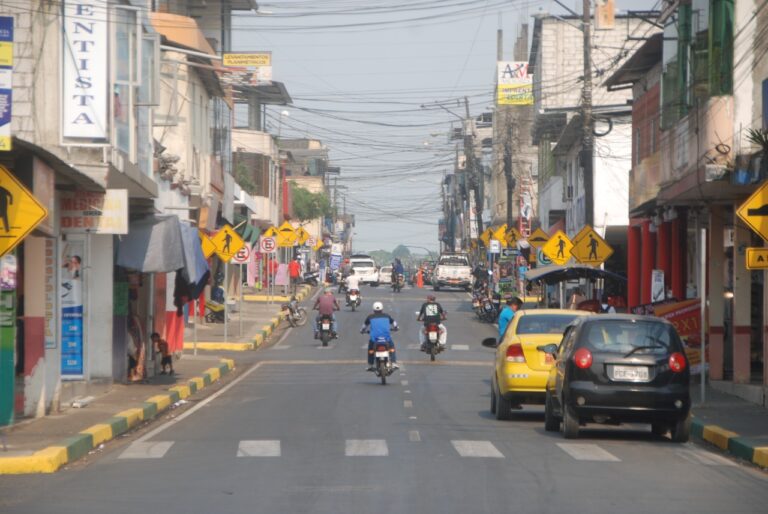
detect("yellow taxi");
top-left (483, 309), bottom-right (585, 420)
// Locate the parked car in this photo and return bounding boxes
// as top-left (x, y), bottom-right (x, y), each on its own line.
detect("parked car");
top-left (379, 265), bottom-right (393, 285)
top-left (482, 309), bottom-right (585, 420)
top-left (543, 314), bottom-right (691, 441)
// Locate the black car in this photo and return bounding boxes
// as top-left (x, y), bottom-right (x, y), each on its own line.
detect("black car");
top-left (542, 314), bottom-right (691, 442)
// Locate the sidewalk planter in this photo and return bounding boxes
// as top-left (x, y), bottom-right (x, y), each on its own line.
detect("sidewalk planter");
top-left (0, 359), bottom-right (235, 475)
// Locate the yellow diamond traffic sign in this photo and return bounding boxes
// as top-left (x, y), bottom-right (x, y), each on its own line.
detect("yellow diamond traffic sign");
top-left (527, 227), bottom-right (549, 249)
top-left (571, 225), bottom-right (592, 246)
top-left (479, 227), bottom-right (494, 247)
top-left (570, 227), bottom-right (613, 266)
top-left (199, 230), bottom-right (216, 259)
top-left (295, 226), bottom-right (311, 245)
top-left (0, 165), bottom-right (48, 256)
top-left (492, 224), bottom-right (508, 248)
top-left (541, 230), bottom-right (574, 266)
top-left (737, 181), bottom-right (768, 241)
top-left (211, 224), bottom-right (245, 262)
top-left (505, 226), bottom-right (522, 247)
top-left (263, 226), bottom-right (279, 238)
top-left (746, 248), bottom-right (768, 269)
top-left (276, 221), bottom-right (298, 247)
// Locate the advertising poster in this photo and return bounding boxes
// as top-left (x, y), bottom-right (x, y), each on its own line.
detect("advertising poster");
top-left (0, 253), bottom-right (16, 426)
top-left (61, 240), bottom-right (84, 377)
top-left (497, 61), bottom-right (533, 106)
top-left (0, 16), bottom-right (13, 151)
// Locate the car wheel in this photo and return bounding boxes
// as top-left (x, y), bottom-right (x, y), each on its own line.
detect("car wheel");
top-left (490, 379), bottom-right (497, 415)
top-left (562, 403), bottom-right (579, 439)
top-left (544, 391), bottom-right (560, 432)
top-left (670, 413), bottom-right (691, 443)
top-left (651, 422), bottom-right (668, 437)
top-left (495, 382), bottom-right (513, 421)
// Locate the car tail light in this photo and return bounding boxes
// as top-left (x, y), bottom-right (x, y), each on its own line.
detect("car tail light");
top-left (669, 352), bottom-right (687, 373)
top-left (573, 348), bottom-right (593, 369)
top-left (505, 344), bottom-right (526, 363)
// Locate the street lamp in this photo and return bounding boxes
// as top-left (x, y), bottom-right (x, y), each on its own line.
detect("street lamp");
top-left (277, 110), bottom-right (290, 137)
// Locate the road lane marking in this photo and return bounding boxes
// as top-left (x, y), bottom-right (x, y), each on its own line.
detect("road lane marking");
top-left (409, 430), bottom-right (421, 442)
top-left (404, 400), bottom-right (413, 408)
top-left (675, 448), bottom-right (737, 466)
top-left (119, 441), bottom-right (174, 459)
top-left (345, 439), bottom-right (389, 456)
top-left (556, 443), bottom-right (621, 462)
top-left (451, 440), bottom-right (504, 458)
top-left (451, 344), bottom-right (469, 351)
top-left (237, 440), bottom-right (281, 457)
top-left (404, 390), bottom-right (411, 394)
top-left (409, 416), bottom-right (417, 420)
top-left (401, 380), bottom-right (409, 386)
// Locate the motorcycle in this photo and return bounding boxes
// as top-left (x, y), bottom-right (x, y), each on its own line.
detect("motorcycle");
top-left (317, 314), bottom-right (334, 347)
top-left (371, 336), bottom-right (395, 385)
top-left (205, 301), bottom-right (226, 323)
top-left (422, 322), bottom-right (445, 362)
top-left (302, 270), bottom-right (319, 286)
top-left (346, 288), bottom-right (362, 311)
top-left (282, 296), bottom-right (308, 327)
top-left (392, 273), bottom-right (405, 293)
top-left (480, 296), bottom-right (498, 323)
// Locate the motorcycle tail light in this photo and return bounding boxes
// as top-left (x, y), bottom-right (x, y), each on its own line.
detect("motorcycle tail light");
top-left (573, 348), bottom-right (593, 369)
top-left (505, 344), bottom-right (526, 363)
top-left (669, 352), bottom-right (687, 373)
top-left (376, 344), bottom-right (389, 352)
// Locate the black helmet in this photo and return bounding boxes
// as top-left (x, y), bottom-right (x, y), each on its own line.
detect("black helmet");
top-left (427, 294), bottom-right (436, 301)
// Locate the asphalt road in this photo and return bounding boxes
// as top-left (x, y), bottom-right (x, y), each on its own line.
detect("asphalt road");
top-left (2, 286), bottom-right (767, 514)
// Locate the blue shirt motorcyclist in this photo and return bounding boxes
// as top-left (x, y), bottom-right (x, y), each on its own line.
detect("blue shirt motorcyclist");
top-left (361, 301), bottom-right (399, 371)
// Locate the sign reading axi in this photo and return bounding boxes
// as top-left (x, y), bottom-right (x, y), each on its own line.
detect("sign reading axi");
top-left (746, 248), bottom-right (768, 270)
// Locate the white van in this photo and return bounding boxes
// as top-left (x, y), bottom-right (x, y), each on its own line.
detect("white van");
top-left (349, 254), bottom-right (379, 285)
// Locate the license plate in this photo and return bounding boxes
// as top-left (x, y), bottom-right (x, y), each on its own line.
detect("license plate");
top-left (322, 323), bottom-right (330, 330)
top-left (472, 301), bottom-right (480, 307)
top-left (484, 304), bottom-right (492, 311)
top-left (349, 295), bottom-right (357, 301)
top-left (375, 351), bottom-right (389, 358)
top-left (428, 332), bottom-right (438, 342)
top-left (612, 365), bottom-right (649, 381)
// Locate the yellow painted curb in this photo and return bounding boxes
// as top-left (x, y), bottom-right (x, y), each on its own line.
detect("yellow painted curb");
top-left (204, 367), bottom-right (222, 382)
top-left (182, 342), bottom-right (254, 351)
top-left (0, 446), bottom-right (68, 474)
top-left (244, 294), bottom-right (290, 302)
top-left (262, 325), bottom-right (273, 337)
top-left (169, 385), bottom-right (191, 399)
top-left (253, 333), bottom-right (264, 346)
top-left (271, 317), bottom-right (280, 328)
top-left (702, 425), bottom-right (738, 450)
top-left (115, 408), bottom-right (144, 427)
top-left (190, 377), bottom-right (205, 390)
top-left (222, 358), bottom-right (235, 370)
top-left (146, 395), bottom-right (172, 412)
top-left (81, 424), bottom-right (113, 447)
top-left (754, 447), bottom-right (768, 468)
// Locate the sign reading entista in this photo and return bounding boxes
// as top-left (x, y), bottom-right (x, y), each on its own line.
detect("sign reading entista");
top-left (62, 1), bottom-right (108, 140)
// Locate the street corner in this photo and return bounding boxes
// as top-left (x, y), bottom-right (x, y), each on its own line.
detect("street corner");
top-left (253, 332), bottom-right (265, 347)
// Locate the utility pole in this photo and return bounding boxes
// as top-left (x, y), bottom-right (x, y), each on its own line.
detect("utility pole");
top-left (464, 96), bottom-right (484, 239)
top-left (333, 177), bottom-right (338, 224)
top-left (504, 113), bottom-right (515, 229)
top-left (582, 0), bottom-right (594, 227)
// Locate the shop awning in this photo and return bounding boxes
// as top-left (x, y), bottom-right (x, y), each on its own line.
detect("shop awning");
top-left (525, 264), bottom-right (627, 285)
top-left (117, 215), bottom-right (190, 273)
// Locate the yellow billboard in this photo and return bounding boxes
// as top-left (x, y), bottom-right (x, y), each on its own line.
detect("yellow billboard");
top-left (223, 52), bottom-right (271, 67)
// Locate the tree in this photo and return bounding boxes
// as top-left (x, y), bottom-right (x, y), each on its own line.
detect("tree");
top-left (392, 245), bottom-right (411, 260)
top-left (290, 182), bottom-right (333, 221)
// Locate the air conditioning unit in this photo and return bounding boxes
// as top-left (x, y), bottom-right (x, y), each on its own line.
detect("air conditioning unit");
top-left (704, 164), bottom-right (727, 182)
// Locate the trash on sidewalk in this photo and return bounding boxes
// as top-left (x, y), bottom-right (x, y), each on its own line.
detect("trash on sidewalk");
top-left (71, 396), bottom-right (95, 409)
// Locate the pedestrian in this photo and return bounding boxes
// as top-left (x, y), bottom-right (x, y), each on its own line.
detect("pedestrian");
top-left (568, 288), bottom-right (586, 310)
top-left (498, 296), bottom-right (522, 339)
top-left (151, 332), bottom-right (174, 375)
top-left (288, 257), bottom-right (301, 294)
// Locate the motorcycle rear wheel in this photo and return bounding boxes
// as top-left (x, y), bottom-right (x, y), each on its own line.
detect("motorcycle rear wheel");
top-left (321, 332), bottom-right (330, 347)
top-left (378, 362), bottom-right (387, 385)
top-left (294, 308), bottom-right (308, 326)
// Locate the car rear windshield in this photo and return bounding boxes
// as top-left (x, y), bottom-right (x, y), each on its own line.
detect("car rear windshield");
top-left (516, 314), bottom-right (579, 335)
top-left (381, 266), bottom-right (392, 273)
top-left (580, 320), bottom-right (682, 354)
top-left (438, 256), bottom-right (469, 266)
top-left (351, 261), bottom-right (375, 268)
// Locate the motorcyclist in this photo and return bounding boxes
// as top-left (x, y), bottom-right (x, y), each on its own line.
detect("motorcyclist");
top-left (313, 288), bottom-right (340, 339)
top-left (392, 258), bottom-right (405, 284)
top-left (344, 269), bottom-right (361, 304)
top-left (472, 262), bottom-right (488, 291)
top-left (361, 301), bottom-right (399, 371)
top-left (417, 294), bottom-right (447, 350)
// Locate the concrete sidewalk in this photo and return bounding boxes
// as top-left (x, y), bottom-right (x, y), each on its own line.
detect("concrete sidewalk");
top-left (691, 382), bottom-right (768, 469)
top-left (183, 284), bottom-right (314, 351)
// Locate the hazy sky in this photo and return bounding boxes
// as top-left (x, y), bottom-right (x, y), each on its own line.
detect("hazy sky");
top-left (233, 0), bottom-right (655, 254)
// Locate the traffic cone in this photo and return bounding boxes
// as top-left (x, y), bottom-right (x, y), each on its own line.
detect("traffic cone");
top-left (416, 269), bottom-right (423, 288)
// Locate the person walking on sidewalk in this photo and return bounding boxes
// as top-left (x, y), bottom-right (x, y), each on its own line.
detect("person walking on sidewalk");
top-left (152, 332), bottom-right (174, 375)
top-left (289, 257), bottom-right (301, 294)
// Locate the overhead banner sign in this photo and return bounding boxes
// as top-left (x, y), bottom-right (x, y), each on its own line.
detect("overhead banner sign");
top-left (60, 189), bottom-right (128, 234)
top-left (497, 61), bottom-right (533, 106)
top-left (62, 1), bottom-right (109, 140)
top-left (0, 16), bottom-right (13, 151)
top-left (222, 51), bottom-right (272, 85)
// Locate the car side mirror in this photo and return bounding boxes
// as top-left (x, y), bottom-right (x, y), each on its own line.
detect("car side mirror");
top-left (537, 343), bottom-right (559, 356)
top-left (481, 337), bottom-right (498, 348)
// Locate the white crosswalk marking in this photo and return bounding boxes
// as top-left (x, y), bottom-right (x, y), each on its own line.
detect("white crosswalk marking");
top-left (119, 441), bottom-right (174, 459)
top-left (675, 448), bottom-right (736, 466)
top-left (237, 440), bottom-right (281, 457)
top-left (451, 440), bottom-right (504, 458)
top-left (401, 380), bottom-right (409, 386)
top-left (345, 439), bottom-right (389, 456)
top-left (556, 443), bottom-right (621, 462)
top-left (451, 344), bottom-right (469, 351)
top-left (404, 400), bottom-right (413, 408)
top-left (407, 344), bottom-right (420, 350)
top-left (409, 430), bottom-right (421, 442)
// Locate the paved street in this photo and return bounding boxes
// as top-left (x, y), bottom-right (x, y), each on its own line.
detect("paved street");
top-left (1, 287), bottom-right (767, 514)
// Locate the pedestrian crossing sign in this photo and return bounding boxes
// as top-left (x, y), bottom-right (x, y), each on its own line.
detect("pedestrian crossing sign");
top-left (479, 227), bottom-right (494, 247)
top-left (570, 226), bottom-right (613, 266)
top-left (212, 224), bottom-right (245, 262)
top-left (492, 224), bottom-right (508, 247)
top-left (0, 165), bottom-right (48, 256)
top-left (571, 225), bottom-right (593, 246)
top-left (295, 226), bottom-right (311, 245)
top-left (505, 227), bottom-right (522, 247)
top-left (263, 226), bottom-right (279, 238)
top-left (541, 230), bottom-right (573, 266)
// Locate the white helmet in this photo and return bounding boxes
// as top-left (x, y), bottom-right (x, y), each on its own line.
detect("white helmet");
top-left (372, 301), bottom-right (384, 312)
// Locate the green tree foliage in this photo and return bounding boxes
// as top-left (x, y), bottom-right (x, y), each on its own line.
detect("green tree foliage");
top-left (290, 182), bottom-right (333, 221)
top-left (392, 245), bottom-right (411, 260)
top-left (235, 162), bottom-right (258, 195)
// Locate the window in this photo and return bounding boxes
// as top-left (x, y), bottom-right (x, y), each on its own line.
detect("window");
top-left (113, 6), bottom-right (138, 156)
top-left (709, 0), bottom-right (734, 96)
top-left (516, 314), bottom-right (580, 335)
top-left (137, 34), bottom-right (159, 176)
